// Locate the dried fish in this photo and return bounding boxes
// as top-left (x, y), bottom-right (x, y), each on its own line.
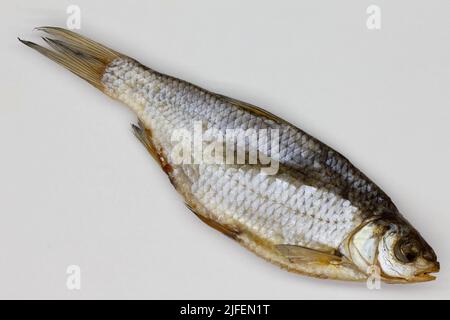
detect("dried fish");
top-left (19, 27), bottom-right (439, 283)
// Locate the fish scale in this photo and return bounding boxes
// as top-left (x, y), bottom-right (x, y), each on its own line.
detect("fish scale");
top-left (186, 161), bottom-right (360, 249)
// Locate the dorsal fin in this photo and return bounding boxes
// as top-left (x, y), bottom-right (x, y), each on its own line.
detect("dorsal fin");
top-left (215, 94), bottom-right (291, 125)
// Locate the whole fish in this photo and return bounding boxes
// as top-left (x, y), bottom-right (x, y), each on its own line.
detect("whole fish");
top-left (19, 27), bottom-right (439, 283)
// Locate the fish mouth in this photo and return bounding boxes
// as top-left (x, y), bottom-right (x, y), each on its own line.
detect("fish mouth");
top-left (410, 272), bottom-right (437, 282)
top-left (381, 261), bottom-right (440, 283)
top-left (409, 261), bottom-right (440, 282)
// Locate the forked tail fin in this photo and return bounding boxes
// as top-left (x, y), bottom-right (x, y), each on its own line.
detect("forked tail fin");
top-left (18, 27), bottom-right (124, 90)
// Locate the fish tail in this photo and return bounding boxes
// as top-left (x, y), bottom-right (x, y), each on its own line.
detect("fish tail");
top-left (18, 27), bottom-right (123, 90)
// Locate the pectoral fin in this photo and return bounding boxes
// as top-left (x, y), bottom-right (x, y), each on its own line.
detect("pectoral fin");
top-left (275, 244), bottom-right (343, 265)
top-left (275, 244), bottom-right (367, 280)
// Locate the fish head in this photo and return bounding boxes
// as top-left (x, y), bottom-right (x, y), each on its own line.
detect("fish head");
top-left (377, 220), bottom-right (439, 282)
top-left (347, 217), bottom-right (439, 283)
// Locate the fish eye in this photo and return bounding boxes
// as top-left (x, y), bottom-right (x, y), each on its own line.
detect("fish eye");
top-left (394, 238), bottom-right (421, 263)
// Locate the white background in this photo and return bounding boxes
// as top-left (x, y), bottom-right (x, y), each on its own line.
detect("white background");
top-left (1, 1), bottom-right (449, 299)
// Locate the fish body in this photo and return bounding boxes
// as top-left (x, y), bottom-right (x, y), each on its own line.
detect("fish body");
top-left (20, 27), bottom-right (439, 283)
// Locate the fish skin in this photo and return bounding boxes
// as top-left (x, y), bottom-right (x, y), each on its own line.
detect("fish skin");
top-left (19, 27), bottom-right (438, 283)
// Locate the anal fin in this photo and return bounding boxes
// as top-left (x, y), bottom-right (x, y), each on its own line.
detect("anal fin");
top-left (185, 203), bottom-right (241, 240)
top-left (131, 120), bottom-right (173, 174)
